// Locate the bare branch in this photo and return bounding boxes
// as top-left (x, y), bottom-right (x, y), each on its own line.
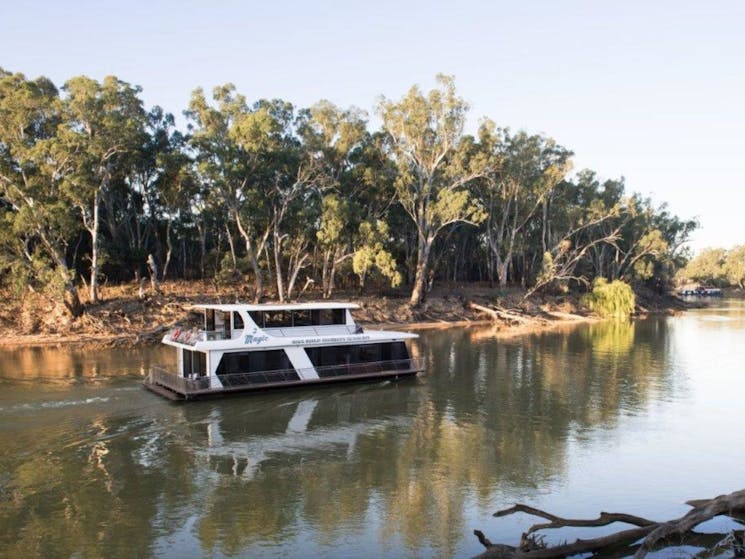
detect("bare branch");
top-left (474, 489), bottom-right (745, 559)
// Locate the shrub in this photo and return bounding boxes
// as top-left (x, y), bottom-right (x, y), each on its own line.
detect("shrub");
top-left (582, 278), bottom-right (636, 319)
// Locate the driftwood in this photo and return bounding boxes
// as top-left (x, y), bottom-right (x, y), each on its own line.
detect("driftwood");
top-left (468, 302), bottom-right (540, 325)
top-left (474, 489), bottom-right (745, 559)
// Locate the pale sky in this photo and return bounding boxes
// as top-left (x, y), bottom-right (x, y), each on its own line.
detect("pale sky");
top-left (2, 0), bottom-right (744, 252)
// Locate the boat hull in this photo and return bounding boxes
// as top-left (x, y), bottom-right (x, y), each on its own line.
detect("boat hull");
top-left (143, 367), bottom-right (422, 401)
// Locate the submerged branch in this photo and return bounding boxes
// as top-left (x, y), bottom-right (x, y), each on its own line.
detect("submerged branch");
top-left (474, 489), bottom-right (745, 559)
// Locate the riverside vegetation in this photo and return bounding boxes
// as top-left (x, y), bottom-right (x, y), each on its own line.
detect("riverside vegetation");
top-left (1, 69), bottom-right (698, 339)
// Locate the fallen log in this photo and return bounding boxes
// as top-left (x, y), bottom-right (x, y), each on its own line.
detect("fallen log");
top-left (468, 302), bottom-right (539, 325)
top-left (473, 489), bottom-right (745, 559)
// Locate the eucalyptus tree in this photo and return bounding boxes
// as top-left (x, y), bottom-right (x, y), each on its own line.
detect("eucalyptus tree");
top-left (187, 85), bottom-right (271, 299)
top-left (100, 107), bottom-right (173, 282)
top-left (299, 100), bottom-right (367, 297)
top-left (678, 247), bottom-right (728, 286)
top-left (299, 101), bottom-right (401, 297)
top-left (140, 107), bottom-right (197, 280)
top-left (602, 194), bottom-right (676, 282)
top-left (58, 75), bottom-right (147, 302)
top-left (476, 122), bottom-right (573, 287)
top-left (724, 245), bottom-right (745, 289)
top-left (188, 86), bottom-right (322, 301)
top-left (379, 75), bottom-right (485, 306)
top-left (0, 69), bottom-right (83, 316)
top-left (524, 185), bottom-right (625, 298)
top-left (642, 204), bottom-right (697, 286)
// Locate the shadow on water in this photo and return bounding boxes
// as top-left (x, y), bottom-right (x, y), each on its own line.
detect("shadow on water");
top-left (0, 311), bottom-right (727, 558)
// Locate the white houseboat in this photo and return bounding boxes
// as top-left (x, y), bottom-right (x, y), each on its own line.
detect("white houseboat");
top-left (144, 302), bottom-right (423, 400)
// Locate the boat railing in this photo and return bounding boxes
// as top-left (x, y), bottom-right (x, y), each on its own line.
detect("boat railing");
top-left (263, 324), bottom-right (361, 337)
top-left (148, 365), bottom-right (205, 392)
top-left (167, 324), bottom-right (362, 344)
top-left (167, 328), bottom-right (230, 345)
top-left (147, 358), bottom-right (423, 396)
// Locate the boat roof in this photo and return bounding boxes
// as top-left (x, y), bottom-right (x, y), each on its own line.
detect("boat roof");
top-left (190, 302), bottom-right (360, 312)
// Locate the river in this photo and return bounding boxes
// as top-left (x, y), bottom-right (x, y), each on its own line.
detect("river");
top-left (1, 301), bottom-right (744, 558)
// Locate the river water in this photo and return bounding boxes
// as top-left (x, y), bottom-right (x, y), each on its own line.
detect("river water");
top-left (1, 301), bottom-right (744, 558)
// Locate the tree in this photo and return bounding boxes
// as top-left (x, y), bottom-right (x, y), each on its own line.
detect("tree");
top-left (189, 87), bottom-right (326, 301)
top-left (140, 107), bottom-right (196, 280)
top-left (476, 123), bottom-right (573, 287)
top-left (299, 100), bottom-right (369, 298)
top-left (0, 69), bottom-right (83, 316)
top-left (379, 75), bottom-right (485, 306)
top-left (679, 247), bottom-right (728, 286)
top-left (187, 85), bottom-right (272, 300)
top-left (352, 219), bottom-right (402, 289)
top-left (58, 75), bottom-right (147, 303)
top-left (725, 245), bottom-right (745, 288)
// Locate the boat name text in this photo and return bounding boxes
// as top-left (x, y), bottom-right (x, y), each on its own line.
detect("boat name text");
top-left (244, 334), bottom-right (270, 345)
top-left (291, 335), bottom-right (371, 345)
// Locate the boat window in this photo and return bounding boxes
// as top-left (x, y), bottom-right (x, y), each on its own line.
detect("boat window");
top-left (205, 309), bottom-right (215, 331)
top-left (233, 311), bottom-right (244, 330)
top-left (313, 308), bottom-right (345, 325)
top-left (223, 312), bottom-right (232, 338)
top-left (306, 342), bottom-right (409, 367)
top-left (292, 310), bottom-right (311, 326)
top-left (216, 350), bottom-right (292, 375)
top-left (389, 342), bottom-right (409, 360)
top-left (195, 351), bottom-right (206, 375)
top-left (249, 311), bottom-right (264, 328)
top-left (264, 310), bottom-right (291, 328)
top-left (358, 344), bottom-right (382, 362)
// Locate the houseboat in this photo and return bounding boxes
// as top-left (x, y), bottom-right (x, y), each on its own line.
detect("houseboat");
top-left (144, 302), bottom-right (423, 400)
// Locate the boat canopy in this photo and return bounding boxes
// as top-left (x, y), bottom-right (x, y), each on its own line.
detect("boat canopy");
top-left (189, 302), bottom-right (360, 312)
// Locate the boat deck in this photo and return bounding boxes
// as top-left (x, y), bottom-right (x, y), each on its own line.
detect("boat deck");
top-left (144, 359), bottom-right (424, 401)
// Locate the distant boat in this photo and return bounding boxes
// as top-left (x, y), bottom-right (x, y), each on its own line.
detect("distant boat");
top-left (144, 302), bottom-right (423, 400)
top-left (678, 286), bottom-right (722, 297)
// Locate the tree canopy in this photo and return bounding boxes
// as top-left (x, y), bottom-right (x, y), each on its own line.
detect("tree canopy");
top-left (0, 67), bottom-right (699, 315)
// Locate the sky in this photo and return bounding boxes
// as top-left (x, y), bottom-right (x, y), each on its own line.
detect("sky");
top-left (2, 0), bottom-right (744, 252)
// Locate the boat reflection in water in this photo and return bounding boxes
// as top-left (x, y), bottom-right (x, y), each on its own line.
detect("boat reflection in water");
top-left (196, 385), bottom-right (418, 479)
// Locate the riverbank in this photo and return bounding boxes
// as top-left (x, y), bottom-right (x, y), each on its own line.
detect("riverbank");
top-left (0, 281), bottom-right (690, 348)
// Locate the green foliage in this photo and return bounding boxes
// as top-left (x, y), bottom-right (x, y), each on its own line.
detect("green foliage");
top-left (352, 220), bottom-right (402, 288)
top-left (317, 194), bottom-right (349, 248)
top-left (724, 245), bottom-right (745, 288)
top-left (582, 278), bottom-right (636, 319)
top-left (677, 245), bottom-right (745, 289)
top-left (379, 74), bottom-right (486, 304)
top-left (678, 248), bottom-right (728, 286)
top-left (0, 66), bottom-right (699, 312)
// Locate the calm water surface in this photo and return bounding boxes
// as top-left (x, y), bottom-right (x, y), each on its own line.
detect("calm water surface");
top-left (1, 301), bottom-right (744, 558)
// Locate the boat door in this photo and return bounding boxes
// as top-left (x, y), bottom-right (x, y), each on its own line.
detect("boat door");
top-left (182, 349), bottom-right (207, 379)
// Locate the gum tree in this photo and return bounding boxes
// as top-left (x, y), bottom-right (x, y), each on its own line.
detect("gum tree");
top-left (379, 75), bottom-right (485, 306)
top-left (0, 69), bottom-right (83, 316)
top-left (58, 75), bottom-right (147, 303)
top-left (476, 122), bottom-right (573, 287)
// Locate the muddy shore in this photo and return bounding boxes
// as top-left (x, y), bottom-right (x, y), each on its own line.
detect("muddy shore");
top-left (0, 281), bottom-right (690, 349)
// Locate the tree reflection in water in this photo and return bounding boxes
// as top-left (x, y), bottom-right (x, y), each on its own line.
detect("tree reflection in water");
top-left (0, 319), bottom-right (677, 558)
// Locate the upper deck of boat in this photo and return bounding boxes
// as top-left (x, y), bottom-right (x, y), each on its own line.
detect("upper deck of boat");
top-left (164, 302), bottom-right (415, 350)
top-left (190, 302), bottom-right (360, 312)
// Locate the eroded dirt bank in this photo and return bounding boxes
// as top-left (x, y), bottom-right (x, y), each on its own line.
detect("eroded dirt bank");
top-left (0, 281), bottom-right (689, 348)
